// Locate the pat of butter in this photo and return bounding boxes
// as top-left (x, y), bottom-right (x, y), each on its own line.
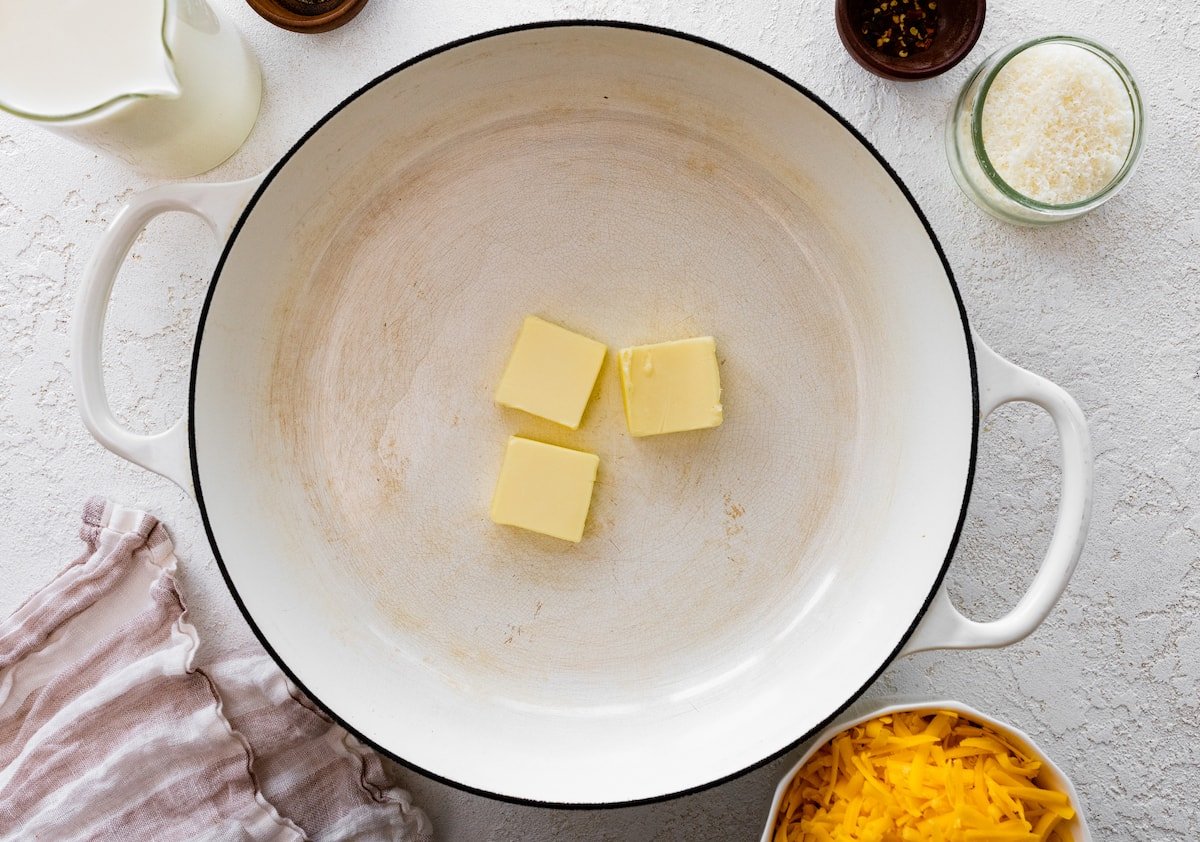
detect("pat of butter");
top-left (490, 436), bottom-right (600, 543)
top-left (495, 316), bottom-right (607, 429)
top-left (618, 337), bottom-right (723, 437)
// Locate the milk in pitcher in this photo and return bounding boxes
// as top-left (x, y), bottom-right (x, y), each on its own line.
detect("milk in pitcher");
top-left (0, 0), bottom-right (261, 177)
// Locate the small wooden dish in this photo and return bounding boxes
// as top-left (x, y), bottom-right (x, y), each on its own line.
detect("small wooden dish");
top-left (245, 0), bottom-right (369, 33)
top-left (835, 0), bottom-right (985, 80)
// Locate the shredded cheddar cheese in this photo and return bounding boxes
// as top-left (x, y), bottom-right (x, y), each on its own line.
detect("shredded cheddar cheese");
top-left (773, 710), bottom-right (1076, 842)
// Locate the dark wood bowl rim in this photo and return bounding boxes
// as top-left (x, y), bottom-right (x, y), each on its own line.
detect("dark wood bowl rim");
top-left (835, 0), bottom-right (987, 81)
top-left (245, 0), bottom-right (370, 33)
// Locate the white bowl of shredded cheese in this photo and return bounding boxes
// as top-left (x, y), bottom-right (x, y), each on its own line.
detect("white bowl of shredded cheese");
top-left (947, 35), bottom-right (1144, 225)
top-left (763, 698), bottom-right (1091, 841)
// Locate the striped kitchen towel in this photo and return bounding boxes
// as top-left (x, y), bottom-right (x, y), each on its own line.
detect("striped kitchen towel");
top-left (0, 498), bottom-right (432, 841)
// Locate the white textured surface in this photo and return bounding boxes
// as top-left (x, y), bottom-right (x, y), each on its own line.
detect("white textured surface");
top-left (0, 1), bottom-right (1197, 839)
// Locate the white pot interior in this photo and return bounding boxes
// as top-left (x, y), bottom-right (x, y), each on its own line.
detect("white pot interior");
top-left (192, 25), bottom-right (975, 803)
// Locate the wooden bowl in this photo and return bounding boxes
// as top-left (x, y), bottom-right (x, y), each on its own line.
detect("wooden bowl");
top-left (835, 0), bottom-right (986, 80)
top-left (245, 0), bottom-right (369, 33)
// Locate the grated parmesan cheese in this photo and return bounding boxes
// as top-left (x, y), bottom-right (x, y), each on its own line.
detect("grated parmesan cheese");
top-left (772, 710), bottom-right (1076, 842)
top-left (981, 42), bottom-right (1134, 205)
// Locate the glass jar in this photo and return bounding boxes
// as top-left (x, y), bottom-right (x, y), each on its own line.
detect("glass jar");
top-left (946, 35), bottom-right (1145, 225)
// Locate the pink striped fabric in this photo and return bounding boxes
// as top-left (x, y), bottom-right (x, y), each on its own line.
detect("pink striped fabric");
top-left (0, 499), bottom-right (432, 841)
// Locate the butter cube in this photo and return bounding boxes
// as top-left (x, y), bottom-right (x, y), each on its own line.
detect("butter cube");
top-left (618, 337), bottom-right (723, 437)
top-left (495, 316), bottom-right (607, 429)
top-left (490, 436), bottom-right (600, 543)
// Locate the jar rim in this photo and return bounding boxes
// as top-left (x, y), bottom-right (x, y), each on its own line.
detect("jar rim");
top-left (969, 34), bottom-right (1145, 214)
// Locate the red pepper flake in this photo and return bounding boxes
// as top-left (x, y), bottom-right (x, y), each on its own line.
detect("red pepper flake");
top-left (858, 0), bottom-right (939, 58)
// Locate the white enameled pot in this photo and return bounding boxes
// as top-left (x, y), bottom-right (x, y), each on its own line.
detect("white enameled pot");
top-left (761, 699), bottom-right (1092, 841)
top-left (73, 23), bottom-right (1093, 806)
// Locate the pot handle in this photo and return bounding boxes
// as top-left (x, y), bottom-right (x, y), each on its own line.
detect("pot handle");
top-left (901, 332), bottom-right (1093, 655)
top-left (71, 175), bottom-right (265, 497)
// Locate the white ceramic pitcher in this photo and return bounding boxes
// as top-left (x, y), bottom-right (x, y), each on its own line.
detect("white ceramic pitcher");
top-left (0, 0), bottom-right (261, 177)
